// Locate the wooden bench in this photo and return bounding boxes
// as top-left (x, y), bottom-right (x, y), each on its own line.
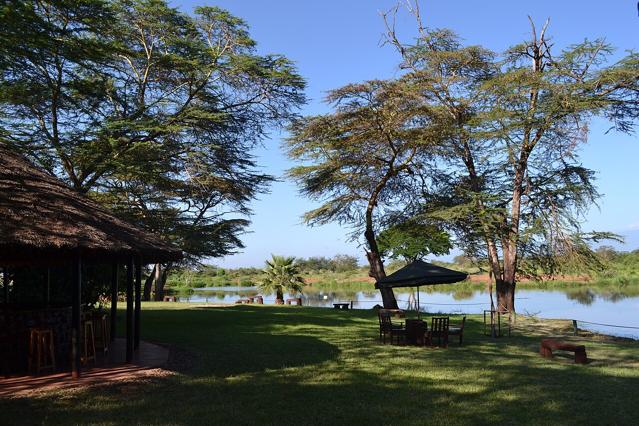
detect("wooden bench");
top-left (235, 298), bottom-right (250, 304)
top-left (286, 298), bottom-right (303, 306)
top-left (333, 303), bottom-right (351, 310)
top-left (162, 295), bottom-right (177, 302)
top-left (540, 339), bottom-right (588, 364)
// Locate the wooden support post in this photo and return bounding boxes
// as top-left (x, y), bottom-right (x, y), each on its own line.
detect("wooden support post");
top-left (572, 320), bottom-right (579, 336)
top-left (2, 268), bottom-right (8, 305)
top-left (71, 255), bottom-right (82, 379)
top-left (126, 257), bottom-right (133, 363)
top-left (110, 263), bottom-right (118, 342)
top-left (45, 268), bottom-right (51, 306)
top-left (134, 257), bottom-right (141, 351)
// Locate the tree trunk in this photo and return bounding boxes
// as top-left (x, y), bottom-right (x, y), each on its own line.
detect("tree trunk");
top-left (276, 289), bottom-right (284, 302)
top-left (142, 264), bottom-right (157, 301)
top-left (366, 250), bottom-right (398, 309)
top-left (495, 279), bottom-right (515, 313)
top-left (153, 265), bottom-right (169, 301)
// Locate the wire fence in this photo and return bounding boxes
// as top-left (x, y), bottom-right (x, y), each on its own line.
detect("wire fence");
top-left (348, 297), bottom-right (639, 338)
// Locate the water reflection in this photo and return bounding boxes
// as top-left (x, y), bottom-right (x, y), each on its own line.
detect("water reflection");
top-left (566, 289), bottom-right (596, 305)
top-left (169, 285), bottom-right (639, 339)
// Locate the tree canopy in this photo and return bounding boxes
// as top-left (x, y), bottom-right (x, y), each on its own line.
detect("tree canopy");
top-left (286, 79), bottom-right (445, 308)
top-left (382, 3), bottom-right (639, 312)
top-left (0, 0), bottom-right (306, 266)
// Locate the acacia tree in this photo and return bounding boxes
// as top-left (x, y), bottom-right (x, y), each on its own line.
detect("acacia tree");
top-left (384, 2), bottom-right (639, 313)
top-left (287, 80), bottom-right (444, 308)
top-left (0, 0), bottom-right (305, 299)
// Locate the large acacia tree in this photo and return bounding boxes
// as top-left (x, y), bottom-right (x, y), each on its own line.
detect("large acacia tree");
top-left (286, 80), bottom-right (445, 308)
top-left (384, 2), bottom-right (639, 313)
top-left (0, 0), bottom-right (305, 298)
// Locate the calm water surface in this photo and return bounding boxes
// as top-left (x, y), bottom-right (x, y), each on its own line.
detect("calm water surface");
top-left (173, 286), bottom-right (639, 339)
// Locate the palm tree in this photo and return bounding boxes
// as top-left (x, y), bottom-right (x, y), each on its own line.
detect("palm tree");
top-left (258, 255), bottom-right (306, 303)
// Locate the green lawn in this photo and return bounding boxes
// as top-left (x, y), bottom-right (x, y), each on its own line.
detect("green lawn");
top-left (2, 304), bottom-right (639, 425)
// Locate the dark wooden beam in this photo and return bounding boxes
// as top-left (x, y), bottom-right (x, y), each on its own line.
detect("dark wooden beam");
top-left (134, 257), bottom-right (141, 350)
top-left (110, 262), bottom-right (118, 342)
top-left (2, 268), bottom-right (8, 305)
top-left (71, 255), bottom-right (82, 379)
top-left (126, 257), bottom-right (133, 363)
top-left (45, 268), bottom-right (50, 306)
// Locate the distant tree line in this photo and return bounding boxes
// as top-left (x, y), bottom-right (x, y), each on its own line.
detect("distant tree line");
top-left (295, 255), bottom-right (360, 273)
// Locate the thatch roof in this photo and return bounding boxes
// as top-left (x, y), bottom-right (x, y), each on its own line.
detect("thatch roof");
top-left (0, 144), bottom-right (182, 266)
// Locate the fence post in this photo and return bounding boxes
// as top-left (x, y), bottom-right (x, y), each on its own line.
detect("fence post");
top-left (572, 320), bottom-right (578, 336)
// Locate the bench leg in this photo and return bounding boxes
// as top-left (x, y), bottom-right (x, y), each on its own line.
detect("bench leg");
top-left (574, 350), bottom-right (588, 364)
top-left (540, 345), bottom-right (553, 358)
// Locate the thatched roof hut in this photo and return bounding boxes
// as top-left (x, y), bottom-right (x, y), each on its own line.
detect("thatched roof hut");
top-left (0, 144), bottom-right (182, 266)
top-left (1, 144), bottom-right (183, 378)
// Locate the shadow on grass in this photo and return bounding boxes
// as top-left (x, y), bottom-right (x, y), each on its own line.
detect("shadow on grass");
top-left (2, 358), bottom-right (639, 425)
top-left (126, 306), bottom-right (343, 377)
top-left (2, 307), bottom-right (638, 425)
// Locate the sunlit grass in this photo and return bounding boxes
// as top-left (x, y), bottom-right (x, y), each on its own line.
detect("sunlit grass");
top-left (2, 304), bottom-right (638, 425)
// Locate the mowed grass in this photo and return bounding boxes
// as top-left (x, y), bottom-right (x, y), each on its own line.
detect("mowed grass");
top-left (2, 303), bottom-right (639, 425)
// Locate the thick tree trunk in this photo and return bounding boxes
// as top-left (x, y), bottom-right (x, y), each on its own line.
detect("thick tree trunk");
top-left (366, 250), bottom-right (398, 309)
top-left (362, 174), bottom-right (399, 310)
top-left (495, 279), bottom-right (515, 313)
top-left (153, 265), bottom-right (169, 301)
top-left (142, 264), bottom-right (157, 301)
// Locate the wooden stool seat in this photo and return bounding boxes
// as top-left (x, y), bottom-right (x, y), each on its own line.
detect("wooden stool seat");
top-left (82, 319), bottom-right (96, 365)
top-left (28, 328), bottom-right (56, 374)
top-left (93, 313), bottom-right (110, 355)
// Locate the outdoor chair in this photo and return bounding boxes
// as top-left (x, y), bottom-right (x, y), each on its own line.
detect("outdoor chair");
top-left (378, 309), bottom-right (406, 345)
top-left (428, 317), bottom-right (449, 348)
top-left (448, 316), bottom-right (466, 345)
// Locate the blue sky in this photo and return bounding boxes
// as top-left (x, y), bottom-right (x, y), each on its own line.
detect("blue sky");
top-left (171, 1), bottom-right (639, 267)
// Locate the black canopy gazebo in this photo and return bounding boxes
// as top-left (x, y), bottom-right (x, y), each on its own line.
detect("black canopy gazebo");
top-left (376, 260), bottom-right (468, 318)
top-left (0, 145), bottom-right (182, 378)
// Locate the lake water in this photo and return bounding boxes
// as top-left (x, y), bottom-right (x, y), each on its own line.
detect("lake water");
top-left (172, 286), bottom-right (639, 339)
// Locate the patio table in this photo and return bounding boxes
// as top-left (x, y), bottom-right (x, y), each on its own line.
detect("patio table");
top-left (405, 319), bottom-right (427, 346)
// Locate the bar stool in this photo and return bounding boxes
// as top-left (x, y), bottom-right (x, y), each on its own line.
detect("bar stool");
top-left (81, 318), bottom-right (96, 365)
top-left (28, 328), bottom-right (56, 374)
top-left (93, 313), bottom-right (110, 355)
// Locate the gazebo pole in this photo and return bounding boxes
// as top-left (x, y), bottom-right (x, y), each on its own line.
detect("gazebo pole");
top-left (71, 254), bottom-right (82, 379)
top-left (134, 256), bottom-right (141, 351)
top-left (2, 267), bottom-right (8, 304)
top-left (110, 262), bottom-right (118, 342)
top-left (126, 257), bottom-right (133, 363)
top-left (45, 268), bottom-right (50, 307)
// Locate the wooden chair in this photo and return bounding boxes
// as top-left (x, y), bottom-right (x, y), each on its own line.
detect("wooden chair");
top-left (429, 317), bottom-right (449, 348)
top-left (448, 316), bottom-right (466, 345)
top-left (378, 309), bottom-right (406, 345)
